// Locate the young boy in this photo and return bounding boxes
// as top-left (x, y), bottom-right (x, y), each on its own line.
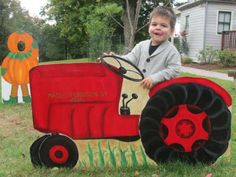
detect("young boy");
top-left (122, 6), bottom-right (181, 89)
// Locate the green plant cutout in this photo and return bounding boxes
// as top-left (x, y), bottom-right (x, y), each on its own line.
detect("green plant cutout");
top-left (118, 145), bottom-right (128, 168)
top-left (97, 142), bottom-right (105, 167)
top-left (80, 160), bottom-right (87, 168)
top-left (140, 145), bottom-right (148, 166)
top-left (130, 145), bottom-right (138, 167)
top-left (86, 143), bottom-right (94, 166)
top-left (107, 141), bottom-right (116, 168)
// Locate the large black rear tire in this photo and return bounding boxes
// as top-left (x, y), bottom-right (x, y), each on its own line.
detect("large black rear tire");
top-left (139, 83), bottom-right (231, 164)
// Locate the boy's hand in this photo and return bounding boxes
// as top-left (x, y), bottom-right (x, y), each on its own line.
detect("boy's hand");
top-left (141, 77), bottom-right (153, 89)
top-left (97, 52), bottom-right (115, 63)
top-left (96, 57), bottom-right (102, 63)
top-left (104, 52), bottom-right (115, 56)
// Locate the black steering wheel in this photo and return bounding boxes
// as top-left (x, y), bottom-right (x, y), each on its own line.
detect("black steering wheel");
top-left (100, 55), bottom-right (144, 82)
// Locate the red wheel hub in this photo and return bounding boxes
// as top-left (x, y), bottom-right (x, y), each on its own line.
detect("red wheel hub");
top-left (49, 145), bottom-right (69, 164)
top-left (161, 104), bottom-right (209, 152)
top-left (176, 119), bottom-right (195, 138)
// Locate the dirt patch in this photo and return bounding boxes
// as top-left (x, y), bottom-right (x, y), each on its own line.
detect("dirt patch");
top-left (0, 112), bottom-right (35, 139)
top-left (0, 113), bottom-right (19, 138)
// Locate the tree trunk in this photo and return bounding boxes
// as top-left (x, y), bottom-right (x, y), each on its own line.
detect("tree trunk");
top-left (64, 38), bottom-right (68, 59)
top-left (122, 0), bottom-right (142, 53)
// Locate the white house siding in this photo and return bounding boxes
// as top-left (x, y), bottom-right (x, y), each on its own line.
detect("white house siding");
top-left (179, 5), bottom-right (206, 60)
top-left (205, 3), bottom-right (236, 49)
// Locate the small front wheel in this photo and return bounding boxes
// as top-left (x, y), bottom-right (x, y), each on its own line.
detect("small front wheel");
top-left (30, 135), bottom-right (50, 167)
top-left (38, 135), bottom-right (78, 168)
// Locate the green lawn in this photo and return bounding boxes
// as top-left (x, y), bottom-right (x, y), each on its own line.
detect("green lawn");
top-left (41, 58), bottom-right (95, 64)
top-left (0, 61), bottom-right (235, 177)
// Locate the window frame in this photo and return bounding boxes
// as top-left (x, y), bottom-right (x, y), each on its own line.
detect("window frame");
top-left (184, 15), bottom-right (190, 34)
top-left (217, 11), bottom-right (232, 34)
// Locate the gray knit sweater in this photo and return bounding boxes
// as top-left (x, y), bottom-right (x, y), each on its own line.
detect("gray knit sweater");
top-left (123, 39), bottom-right (181, 84)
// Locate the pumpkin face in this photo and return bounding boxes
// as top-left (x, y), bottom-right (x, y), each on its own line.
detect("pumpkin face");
top-left (2, 32), bottom-right (39, 85)
top-left (7, 32), bottom-right (33, 53)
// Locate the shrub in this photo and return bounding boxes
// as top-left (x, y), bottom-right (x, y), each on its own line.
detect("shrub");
top-left (181, 57), bottom-right (192, 64)
top-left (218, 49), bottom-right (236, 67)
top-left (174, 37), bottom-right (181, 52)
top-left (198, 46), bottom-right (218, 64)
top-left (181, 36), bottom-right (189, 54)
top-left (179, 31), bottom-right (189, 55)
top-left (174, 35), bottom-right (189, 55)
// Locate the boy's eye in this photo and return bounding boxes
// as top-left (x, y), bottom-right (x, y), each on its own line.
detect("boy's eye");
top-left (151, 23), bottom-right (168, 28)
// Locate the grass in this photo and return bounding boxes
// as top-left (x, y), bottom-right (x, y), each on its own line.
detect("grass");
top-left (0, 61), bottom-right (235, 176)
top-left (41, 58), bottom-right (95, 64)
top-left (213, 69), bottom-right (229, 74)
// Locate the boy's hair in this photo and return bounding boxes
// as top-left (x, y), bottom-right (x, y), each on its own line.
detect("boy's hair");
top-left (149, 6), bottom-right (176, 30)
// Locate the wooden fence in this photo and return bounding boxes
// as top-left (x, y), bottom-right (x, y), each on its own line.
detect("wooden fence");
top-left (221, 30), bottom-right (236, 50)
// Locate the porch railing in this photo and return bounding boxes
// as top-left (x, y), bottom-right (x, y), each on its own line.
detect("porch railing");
top-left (221, 30), bottom-right (236, 50)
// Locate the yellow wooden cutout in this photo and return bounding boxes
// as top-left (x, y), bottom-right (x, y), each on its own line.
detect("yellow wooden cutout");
top-left (102, 56), bottom-right (149, 114)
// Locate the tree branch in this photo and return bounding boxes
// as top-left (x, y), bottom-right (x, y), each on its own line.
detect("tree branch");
top-left (110, 15), bottom-right (124, 29)
top-left (133, 0), bottom-right (142, 32)
top-left (126, 0), bottom-right (134, 35)
top-left (136, 22), bottom-right (149, 33)
top-left (103, 5), bottom-right (124, 29)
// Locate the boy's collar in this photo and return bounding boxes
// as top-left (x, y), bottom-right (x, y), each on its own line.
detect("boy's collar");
top-left (149, 40), bottom-right (169, 56)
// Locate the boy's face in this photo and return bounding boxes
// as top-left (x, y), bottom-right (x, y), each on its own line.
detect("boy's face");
top-left (148, 15), bottom-right (173, 45)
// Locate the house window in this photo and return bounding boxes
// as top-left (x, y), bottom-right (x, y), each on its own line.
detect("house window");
top-left (217, 11), bottom-right (231, 34)
top-left (185, 15), bottom-right (189, 33)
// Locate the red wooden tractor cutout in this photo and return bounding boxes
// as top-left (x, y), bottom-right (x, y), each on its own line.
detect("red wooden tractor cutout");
top-left (29, 55), bottom-right (231, 168)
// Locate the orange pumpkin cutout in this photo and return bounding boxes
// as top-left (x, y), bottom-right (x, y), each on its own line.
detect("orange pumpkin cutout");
top-left (1, 32), bottom-right (39, 104)
top-left (7, 32), bottom-right (33, 53)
